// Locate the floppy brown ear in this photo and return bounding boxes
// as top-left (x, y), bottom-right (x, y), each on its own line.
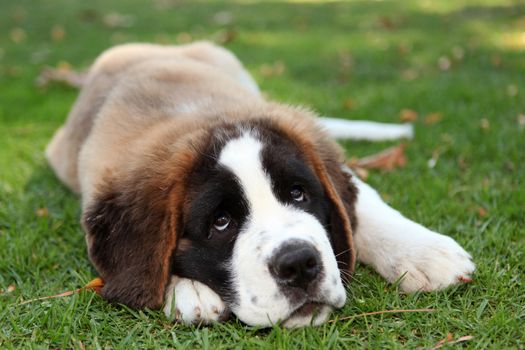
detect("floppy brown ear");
top-left (82, 181), bottom-right (179, 309)
top-left (308, 150), bottom-right (358, 275)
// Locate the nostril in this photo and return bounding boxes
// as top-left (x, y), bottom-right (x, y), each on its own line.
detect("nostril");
top-left (306, 257), bottom-right (317, 269)
top-left (280, 264), bottom-right (298, 280)
top-left (269, 242), bottom-right (322, 289)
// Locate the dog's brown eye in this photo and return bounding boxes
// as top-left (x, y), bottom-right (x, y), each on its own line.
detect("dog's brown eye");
top-left (290, 185), bottom-right (306, 202)
top-left (213, 212), bottom-right (231, 231)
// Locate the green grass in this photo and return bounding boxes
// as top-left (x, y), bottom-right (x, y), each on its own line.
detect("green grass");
top-left (1, 0), bottom-right (524, 348)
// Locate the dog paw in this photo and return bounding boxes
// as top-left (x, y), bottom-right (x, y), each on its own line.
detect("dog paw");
top-left (164, 276), bottom-right (230, 324)
top-left (392, 232), bottom-right (475, 293)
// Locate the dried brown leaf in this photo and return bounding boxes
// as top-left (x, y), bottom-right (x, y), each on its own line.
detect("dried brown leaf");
top-left (491, 54), bottom-right (502, 67)
top-left (477, 207), bottom-right (488, 217)
top-left (213, 29), bottom-right (237, 45)
top-left (431, 334), bottom-right (474, 350)
top-left (10, 27), bottom-right (26, 43)
top-left (424, 112), bottom-right (443, 125)
top-left (518, 114), bottom-right (525, 129)
top-left (480, 118), bottom-right (490, 130)
top-left (343, 98), bottom-right (355, 110)
top-left (401, 68), bottom-right (418, 81)
top-left (19, 278), bottom-right (104, 305)
top-left (36, 207), bottom-right (49, 217)
top-left (259, 61), bottom-right (285, 77)
top-left (176, 32), bottom-right (192, 44)
top-left (400, 108), bottom-right (418, 122)
top-left (103, 12), bottom-right (135, 28)
top-left (438, 56), bottom-right (451, 71)
top-left (348, 144), bottom-right (407, 171)
top-left (51, 25), bottom-right (66, 42)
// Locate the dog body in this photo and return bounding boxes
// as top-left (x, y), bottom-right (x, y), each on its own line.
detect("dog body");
top-left (46, 42), bottom-right (474, 327)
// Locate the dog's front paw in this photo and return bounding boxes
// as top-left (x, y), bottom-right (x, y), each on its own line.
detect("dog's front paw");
top-left (392, 232), bottom-right (475, 293)
top-left (164, 276), bottom-right (230, 324)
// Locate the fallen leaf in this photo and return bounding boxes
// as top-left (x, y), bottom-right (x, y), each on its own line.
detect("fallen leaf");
top-left (36, 207), bottom-right (49, 217)
top-left (438, 56), bottom-right (451, 71)
top-left (10, 27), bottom-right (26, 43)
top-left (7, 284), bottom-right (16, 293)
top-left (342, 98), bottom-right (355, 110)
top-left (154, 33), bottom-right (171, 44)
top-left (397, 42), bottom-right (411, 55)
top-left (176, 32), bottom-right (192, 44)
top-left (401, 68), bottom-right (418, 81)
top-left (378, 16), bottom-right (395, 29)
top-left (19, 277), bottom-right (104, 305)
top-left (431, 334), bottom-right (474, 350)
top-left (36, 64), bottom-right (87, 88)
top-left (432, 333), bottom-right (454, 350)
top-left (103, 12), bottom-right (135, 28)
top-left (491, 54), bottom-right (502, 67)
top-left (477, 207), bottom-right (488, 217)
top-left (347, 144), bottom-right (407, 171)
top-left (76, 9), bottom-right (100, 22)
top-left (11, 6), bottom-right (27, 22)
top-left (51, 24), bottom-right (66, 42)
top-left (213, 29), bottom-right (237, 45)
top-left (259, 60), bottom-right (286, 77)
top-left (424, 112), bottom-right (443, 125)
top-left (517, 114), bottom-right (525, 128)
top-left (480, 118), bottom-right (490, 130)
top-left (400, 108), bottom-right (418, 122)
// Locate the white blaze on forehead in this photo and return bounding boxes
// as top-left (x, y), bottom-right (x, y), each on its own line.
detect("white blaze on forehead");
top-left (218, 131), bottom-right (283, 219)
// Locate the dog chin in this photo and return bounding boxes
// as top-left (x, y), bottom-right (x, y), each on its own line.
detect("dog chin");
top-left (282, 303), bottom-right (334, 328)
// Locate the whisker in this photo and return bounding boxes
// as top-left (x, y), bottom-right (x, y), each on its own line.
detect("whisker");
top-left (334, 248), bottom-right (352, 258)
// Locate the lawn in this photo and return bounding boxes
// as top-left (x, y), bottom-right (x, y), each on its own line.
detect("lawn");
top-left (1, 0), bottom-right (524, 348)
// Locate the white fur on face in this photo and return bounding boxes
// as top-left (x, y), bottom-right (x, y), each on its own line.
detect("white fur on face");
top-left (218, 131), bottom-right (346, 327)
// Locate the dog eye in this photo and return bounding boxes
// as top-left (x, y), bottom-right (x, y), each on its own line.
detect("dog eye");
top-left (213, 212), bottom-right (231, 231)
top-left (290, 185), bottom-right (306, 202)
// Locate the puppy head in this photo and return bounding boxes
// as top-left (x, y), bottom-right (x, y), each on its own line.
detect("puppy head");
top-left (83, 115), bottom-right (356, 327)
top-left (172, 118), bottom-right (357, 327)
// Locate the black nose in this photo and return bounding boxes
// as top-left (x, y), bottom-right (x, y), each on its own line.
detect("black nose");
top-left (269, 242), bottom-right (321, 289)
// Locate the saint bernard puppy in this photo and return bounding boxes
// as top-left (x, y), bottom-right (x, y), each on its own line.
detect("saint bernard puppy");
top-left (46, 41), bottom-right (475, 327)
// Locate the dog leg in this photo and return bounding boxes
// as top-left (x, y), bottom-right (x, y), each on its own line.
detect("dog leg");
top-left (349, 171), bottom-right (475, 292)
top-left (163, 276), bottom-right (230, 324)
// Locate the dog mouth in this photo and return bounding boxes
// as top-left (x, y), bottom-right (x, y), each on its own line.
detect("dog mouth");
top-left (289, 301), bottom-right (324, 318)
top-left (281, 301), bottom-right (334, 327)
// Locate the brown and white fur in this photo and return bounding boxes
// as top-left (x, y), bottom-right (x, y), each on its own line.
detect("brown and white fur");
top-left (46, 41), bottom-right (474, 327)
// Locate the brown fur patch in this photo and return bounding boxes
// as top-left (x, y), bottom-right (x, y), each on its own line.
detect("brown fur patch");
top-left (82, 130), bottom-right (206, 309)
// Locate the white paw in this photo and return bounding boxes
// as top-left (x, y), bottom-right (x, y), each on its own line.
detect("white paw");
top-left (163, 276), bottom-right (229, 324)
top-left (391, 232), bottom-right (475, 293)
